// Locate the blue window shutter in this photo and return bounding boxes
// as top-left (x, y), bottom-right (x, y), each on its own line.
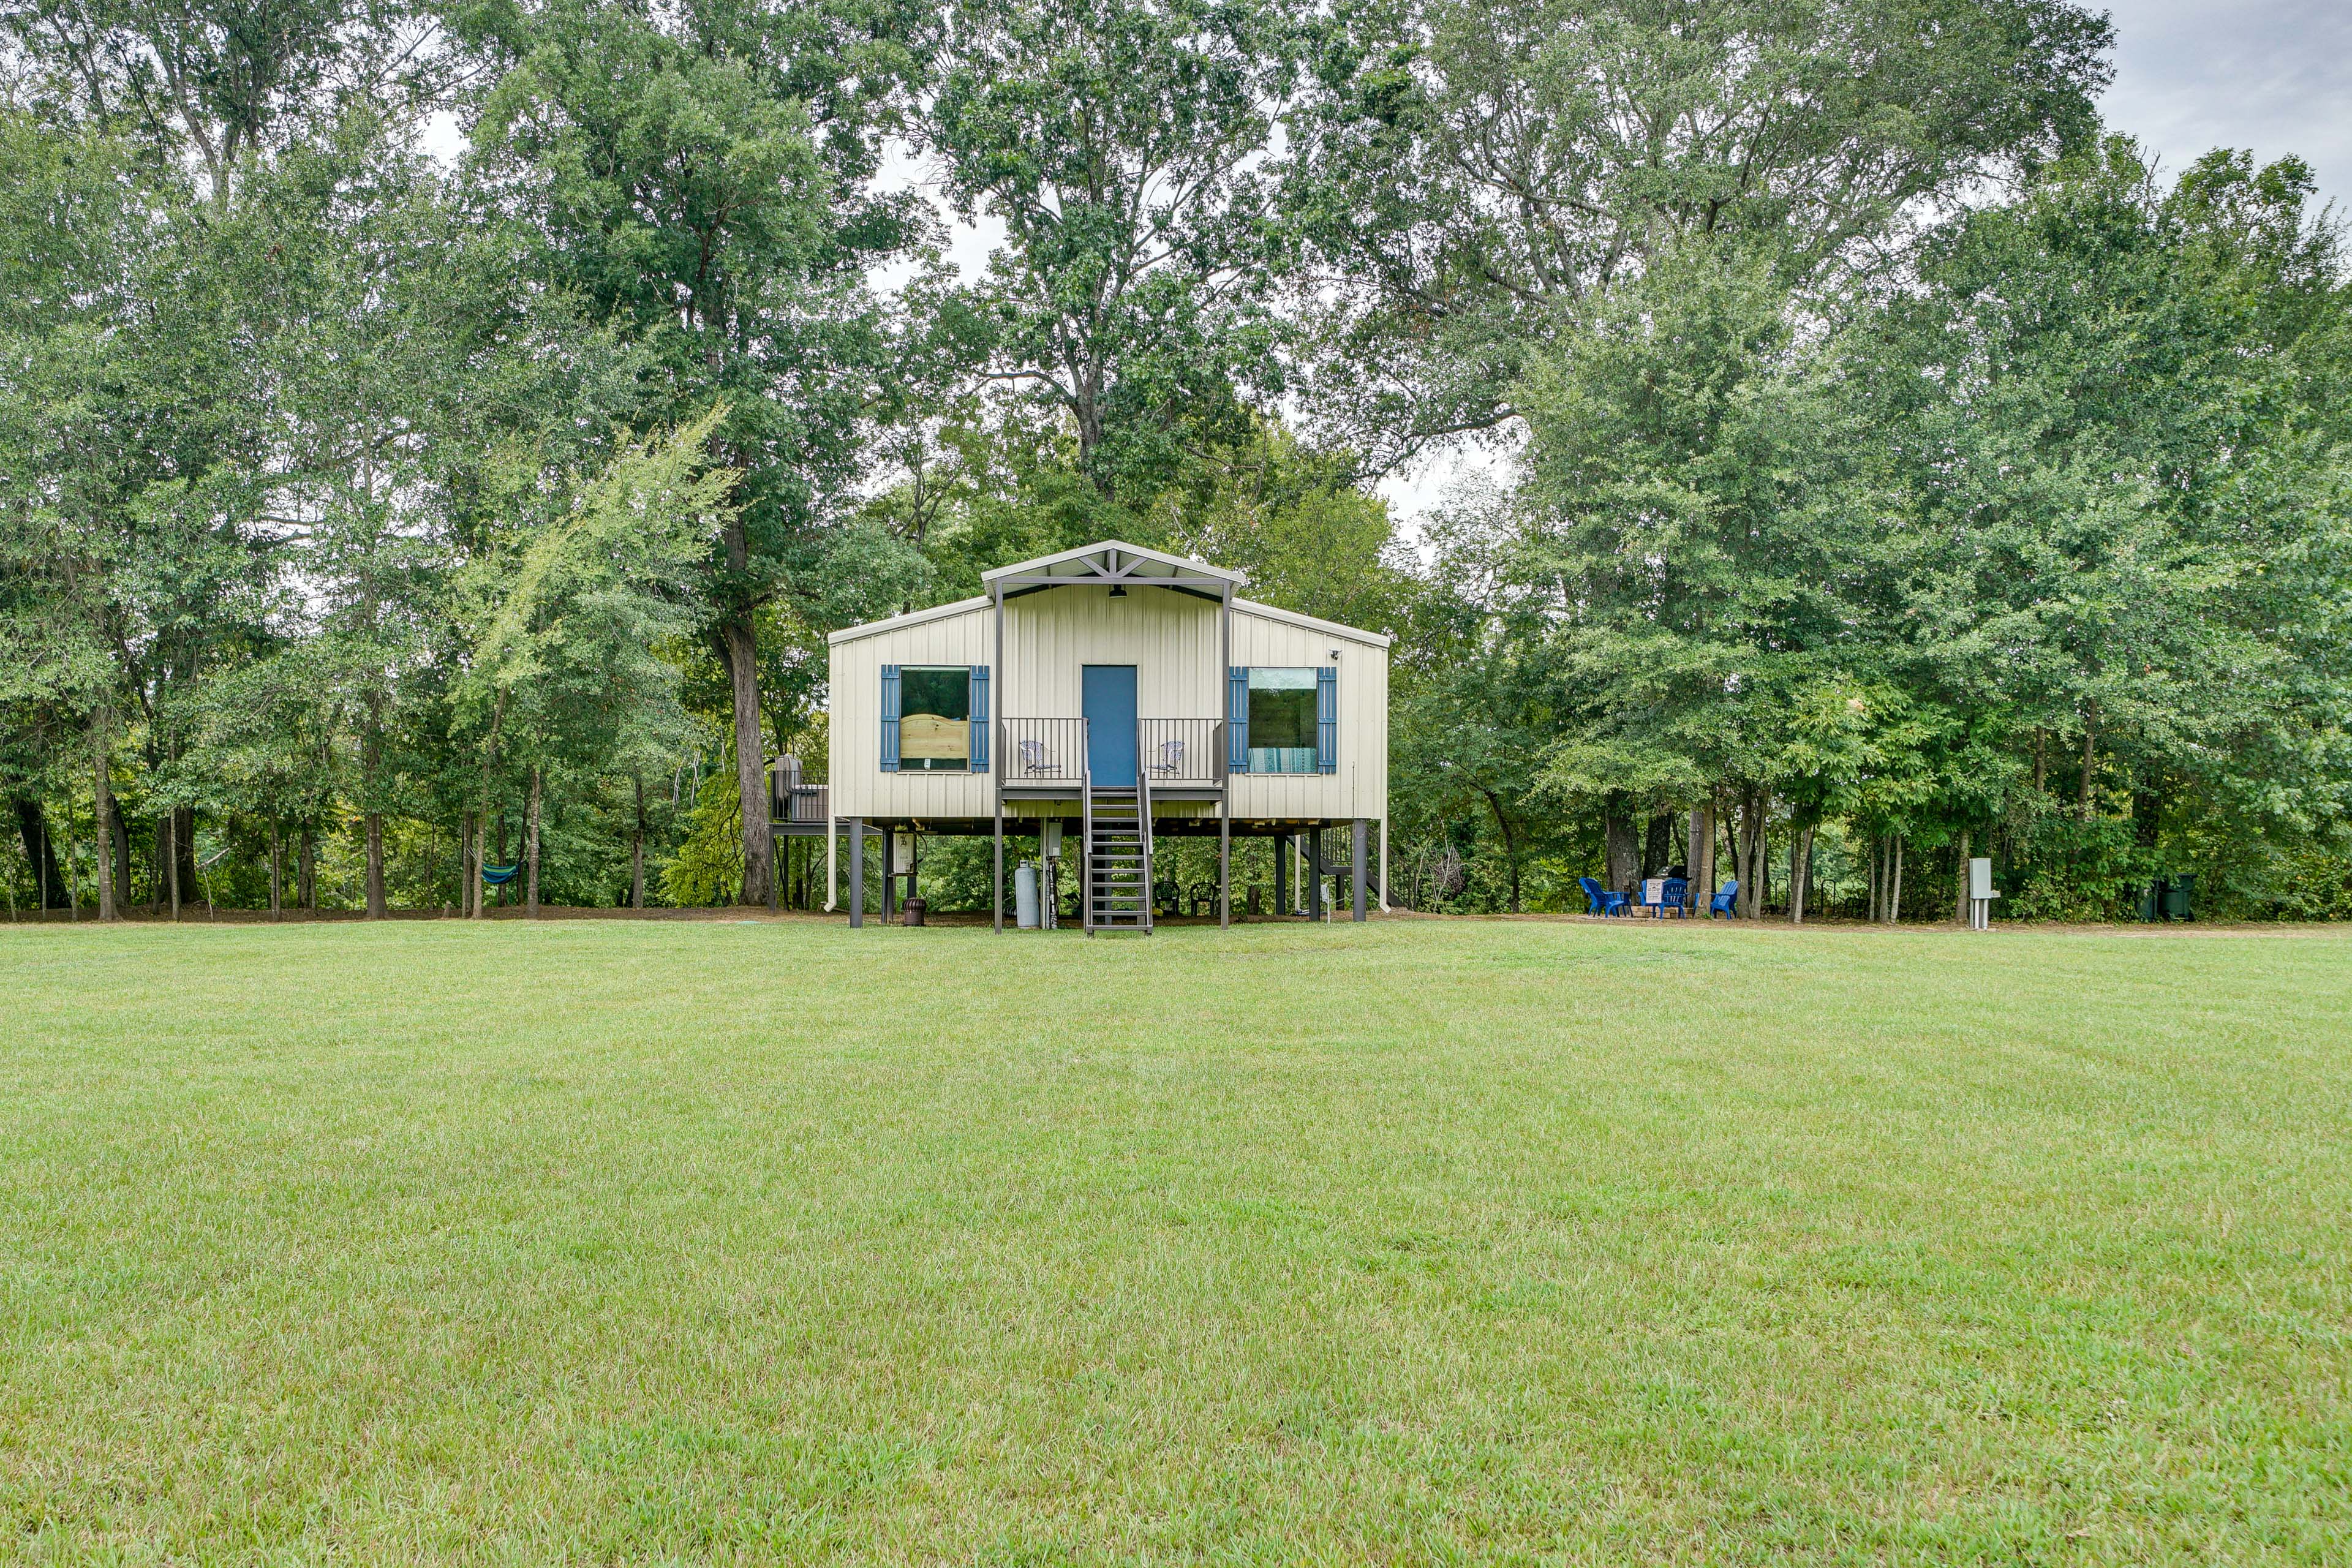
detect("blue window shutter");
top-left (879, 665), bottom-right (900, 772)
top-left (969, 665), bottom-right (990, 772)
top-left (1227, 667), bottom-right (1250, 773)
top-left (1316, 667), bottom-right (1337, 774)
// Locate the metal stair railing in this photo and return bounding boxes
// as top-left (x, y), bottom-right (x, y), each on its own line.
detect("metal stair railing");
top-left (1135, 720), bottom-right (1154, 934)
top-left (1079, 719), bottom-right (1094, 934)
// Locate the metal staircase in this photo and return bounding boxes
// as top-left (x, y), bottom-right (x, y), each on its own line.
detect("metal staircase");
top-left (1084, 782), bottom-right (1153, 935)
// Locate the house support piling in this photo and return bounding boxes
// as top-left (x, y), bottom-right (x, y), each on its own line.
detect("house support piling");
top-left (1352, 818), bottom-right (1368, 922)
top-left (848, 818), bottom-right (865, 927)
top-left (1307, 827), bottom-right (1324, 921)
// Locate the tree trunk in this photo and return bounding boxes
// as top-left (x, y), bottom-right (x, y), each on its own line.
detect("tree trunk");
top-left (92, 712), bottom-right (117, 922)
top-left (298, 825), bottom-right (316, 911)
top-left (1887, 835), bottom-right (1905, 924)
top-left (468, 812), bottom-right (484, 919)
top-left (163, 811), bottom-right (180, 920)
top-left (1478, 786), bottom-right (1523, 913)
top-left (1954, 830), bottom-right (1972, 924)
top-left (1688, 803), bottom-right (1715, 910)
top-left (365, 814), bottom-right (386, 918)
top-left (2078, 703), bottom-right (2098, 822)
top-left (1603, 797), bottom-right (1640, 895)
top-left (173, 806), bottom-right (197, 904)
top-left (631, 776), bottom-right (647, 911)
top-left (1789, 824), bottom-right (1815, 924)
top-left (527, 766), bottom-right (543, 918)
top-left (269, 818), bottom-right (284, 921)
top-left (1643, 812), bottom-right (1674, 876)
top-left (15, 799), bottom-right (69, 909)
top-left (715, 614), bottom-right (774, 907)
top-left (109, 799), bottom-right (130, 913)
top-left (1736, 791), bottom-right (1768, 919)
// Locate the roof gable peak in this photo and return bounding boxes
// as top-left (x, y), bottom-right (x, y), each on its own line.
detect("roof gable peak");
top-left (979, 539), bottom-right (1246, 587)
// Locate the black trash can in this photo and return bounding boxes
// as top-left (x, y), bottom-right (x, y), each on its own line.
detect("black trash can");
top-left (900, 897), bottom-right (926, 927)
top-left (2161, 875), bottom-right (2195, 922)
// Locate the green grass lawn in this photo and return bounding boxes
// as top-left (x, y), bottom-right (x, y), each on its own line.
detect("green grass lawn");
top-left (2, 916), bottom-right (2347, 1564)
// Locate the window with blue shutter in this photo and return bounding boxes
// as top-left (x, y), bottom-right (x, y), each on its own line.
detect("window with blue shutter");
top-left (1227, 667), bottom-right (1250, 773)
top-left (969, 665), bottom-right (990, 772)
top-left (1316, 666), bottom-right (1337, 774)
top-left (879, 665), bottom-right (900, 771)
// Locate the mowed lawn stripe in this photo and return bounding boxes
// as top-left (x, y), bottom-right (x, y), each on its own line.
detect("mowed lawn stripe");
top-left (2, 919), bottom-right (2346, 1564)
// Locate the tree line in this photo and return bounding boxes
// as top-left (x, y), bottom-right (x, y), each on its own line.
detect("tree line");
top-left (3, 0), bottom-right (2347, 924)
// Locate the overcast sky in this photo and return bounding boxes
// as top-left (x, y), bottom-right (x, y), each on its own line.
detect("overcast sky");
top-left (2101, 0), bottom-right (2352, 206)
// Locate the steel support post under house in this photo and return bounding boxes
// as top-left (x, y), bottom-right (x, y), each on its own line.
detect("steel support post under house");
top-left (993, 582), bottom-right (1006, 933)
top-left (847, 818), bottom-right (864, 927)
top-left (1352, 818), bottom-right (1368, 922)
top-left (1219, 588), bottom-right (1232, 929)
top-left (1307, 827), bottom-right (1324, 921)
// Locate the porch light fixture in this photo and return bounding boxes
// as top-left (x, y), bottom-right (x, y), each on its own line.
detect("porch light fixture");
top-left (1109, 584), bottom-right (1128, 598)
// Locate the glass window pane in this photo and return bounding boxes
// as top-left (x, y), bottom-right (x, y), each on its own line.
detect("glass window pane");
top-left (1247, 668), bottom-right (1317, 772)
top-left (899, 667), bottom-right (970, 771)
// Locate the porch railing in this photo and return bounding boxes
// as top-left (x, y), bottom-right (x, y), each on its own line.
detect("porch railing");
top-left (770, 754), bottom-right (828, 823)
top-left (1138, 718), bottom-right (1227, 787)
top-left (1000, 716), bottom-right (1228, 789)
top-left (1001, 717), bottom-right (1090, 785)
top-left (779, 783), bottom-right (829, 823)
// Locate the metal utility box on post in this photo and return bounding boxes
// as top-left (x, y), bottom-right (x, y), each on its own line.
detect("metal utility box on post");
top-left (1967, 857), bottom-right (1998, 930)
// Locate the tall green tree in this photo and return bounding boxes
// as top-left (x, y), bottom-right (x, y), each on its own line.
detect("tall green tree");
top-left (1283, 0), bottom-right (2113, 472)
top-left (1856, 139), bottom-right (2352, 914)
top-left (458, 0), bottom-right (928, 905)
top-left (458, 419), bottom-right (733, 915)
top-left (924, 0), bottom-right (1298, 502)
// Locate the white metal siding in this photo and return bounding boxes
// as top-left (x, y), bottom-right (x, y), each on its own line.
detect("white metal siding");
top-left (999, 586), bottom-right (1223, 720)
top-left (828, 588), bottom-right (1388, 826)
top-left (828, 603), bottom-right (994, 820)
top-left (1230, 609), bottom-right (1388, 822)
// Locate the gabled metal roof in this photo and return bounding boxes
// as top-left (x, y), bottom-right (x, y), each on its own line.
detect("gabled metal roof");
top-left (979, 540), bottom-right (1247, 589)
top-left (825, 595), bottom-right (989, 645)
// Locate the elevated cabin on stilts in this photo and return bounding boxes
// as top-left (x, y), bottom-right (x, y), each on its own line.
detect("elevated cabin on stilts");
top-left (788, 540), bottom-right (1390, 933)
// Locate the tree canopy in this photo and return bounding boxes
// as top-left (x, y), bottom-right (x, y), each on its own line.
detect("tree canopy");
top-left (3, 0), bottom-right (2348, 924)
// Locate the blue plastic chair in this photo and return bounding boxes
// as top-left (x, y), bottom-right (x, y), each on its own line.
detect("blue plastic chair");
top-left (1709, 880), bottom-right (1740, 918)
top-left (1579, 876), bottom-right (1629, 918)
top-left (1659, 876), bottom-right (1689, 917)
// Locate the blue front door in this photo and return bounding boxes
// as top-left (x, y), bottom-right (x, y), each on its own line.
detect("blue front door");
top-left (1082, 665), bottom-right (1138, 786)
